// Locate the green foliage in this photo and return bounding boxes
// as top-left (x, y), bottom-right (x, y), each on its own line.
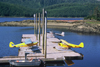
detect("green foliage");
top-left (0, 0), bottom-right (100, 17)
top-left (93, 7), bottom-right (100, 20)
top-left (85, 7), bottom-right (100, 21)
top-left (0, 0), bottom-right (98, 8)
top-left (0, 2), bottom-right (37, 17)
top-left (46, 3), bottom-right (100, 17)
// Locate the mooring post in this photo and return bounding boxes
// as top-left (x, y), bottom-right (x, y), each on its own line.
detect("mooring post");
top-left (34, 14), bottom-right (36, 35)
top-left (42, 8), bottom-right (45, 54)
top-left (25, 52), bottom-right (29, 61)
top-left (41, 14), bottom-right (42, 28)
top-left (44, 11), bottom-right (47, 58)
top-left (36, 13), bottom-right (38, 40)
top-left (39, 13), bottom-right (41, 46)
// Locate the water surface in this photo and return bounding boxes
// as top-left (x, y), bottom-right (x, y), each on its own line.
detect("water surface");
top-left (0, 17), bottom-right (83, 22)
top-left (0, 18), bottom-right (99, 67)
top-left (0, 27), bottom-right (100, 67)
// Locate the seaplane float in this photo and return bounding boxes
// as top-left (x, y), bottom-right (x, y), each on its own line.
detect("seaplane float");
top-left (9, 39), bottom-right (38, 48)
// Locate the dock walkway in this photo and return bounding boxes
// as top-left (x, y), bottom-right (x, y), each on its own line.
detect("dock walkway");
top-left (19, 33), bottom-right (83, 60)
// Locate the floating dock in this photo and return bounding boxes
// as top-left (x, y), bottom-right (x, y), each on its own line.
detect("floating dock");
top-left (20, 33), bottom-right (83, 60)
top-left (0, 33), bottom-right (83, 64)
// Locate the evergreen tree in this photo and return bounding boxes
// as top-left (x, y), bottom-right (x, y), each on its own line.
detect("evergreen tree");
top-left (93, 7), bottom-right (100, 20)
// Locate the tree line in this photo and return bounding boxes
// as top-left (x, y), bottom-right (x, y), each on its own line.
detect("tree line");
top-left (0, 0), bottom-right (98, 9)
top-left (0, 1), bottom-right (100, 18)
top-left (85, 7), bottom-right (100, 21)
top-left (0, 2), bottom-right (37, 17)
top-left (46, 3), bottom-right (100, 17)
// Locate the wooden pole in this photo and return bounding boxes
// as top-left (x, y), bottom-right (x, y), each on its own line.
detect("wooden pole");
top-left (39, 13), bottom-right (41, 46)
top-left (44, 11), bottom-right (47, 58)
top-left (36, 14), bottom-right (38, 40)
top-left (42, 8), bottom-right (45, 54)
top-left (41, 14), bottom-right (42, 28)
top-left (34, 14), bottom-right (36, 35)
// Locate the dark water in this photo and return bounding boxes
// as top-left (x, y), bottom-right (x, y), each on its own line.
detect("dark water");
top-left (0, 27), bottom-right (100, 67)
top-left (0, 17), bottom-right (83, 22)
top-left (0, 18), bottom-right (100, 67)
top-left (51, 28), bottom-right (100, 67)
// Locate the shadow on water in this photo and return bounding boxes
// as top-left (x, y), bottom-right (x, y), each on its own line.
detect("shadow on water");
top-left (0, 59), bottom-right (84, 67)
top-left (45, 60), bottom-right (76, 66)
top-left (45, 61), bottom-right (65, 66)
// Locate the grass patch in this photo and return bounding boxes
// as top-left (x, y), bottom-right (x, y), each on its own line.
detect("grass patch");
top-left (85, 20), bottom-right (100, 24)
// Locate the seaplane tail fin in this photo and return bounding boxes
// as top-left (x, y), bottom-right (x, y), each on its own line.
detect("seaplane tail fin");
top-left (61, 32), bottom-right (65, 36)
top-left (9, 42), bottom-right (14, 48)
top-left (79, 42), bottom-right (84, 48)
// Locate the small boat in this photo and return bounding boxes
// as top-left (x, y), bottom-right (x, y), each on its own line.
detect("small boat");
top-left (9, 52), bottom-right (41, 66)
top-left (9, 59), bottom-right (41, 66)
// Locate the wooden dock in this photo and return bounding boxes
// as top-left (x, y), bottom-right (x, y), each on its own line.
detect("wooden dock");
top-left (20, 33), bottom-right (83, 60)
top-left (0, 33), bottom-right (83, 64)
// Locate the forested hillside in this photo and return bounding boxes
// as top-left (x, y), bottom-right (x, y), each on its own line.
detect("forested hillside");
top-left (0, 2), bottom-right (37, 17)
top-left (0, 0), bottom-right (98, 8)
top-left (46, 3), bottom-right (100, 17)
top-left (0, 0), bottom-right (100, 17)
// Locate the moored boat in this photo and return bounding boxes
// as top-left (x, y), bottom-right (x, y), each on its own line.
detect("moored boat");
top-left (9, 59), bottom-right (41, 66)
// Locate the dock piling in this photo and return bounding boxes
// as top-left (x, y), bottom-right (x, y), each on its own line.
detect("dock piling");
top-left (36, 13), bottom-right (38, 40)
top-left (39, 13), bottom-right (41, 46)
top-left (42, 8), bottom-right (45, 54)
top-left (34, 14), bottom-right (36, 35)
top-left (44, 11), bottom-right (47, 58)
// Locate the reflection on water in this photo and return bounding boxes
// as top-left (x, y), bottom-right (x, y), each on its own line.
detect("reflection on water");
top-left (45, 61), bottom-right (65, 66)
top-left (0, 60), bottom-right (83, 67)
top-left (64, 60), bottom-right (74, 66)
top-left (0, 60), bottom-right (73, 67)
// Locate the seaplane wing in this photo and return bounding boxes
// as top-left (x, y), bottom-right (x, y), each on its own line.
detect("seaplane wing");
top-left (59, 39), bottom-right (84, 48)
top-left (9, 39), bottom-right (38, 48)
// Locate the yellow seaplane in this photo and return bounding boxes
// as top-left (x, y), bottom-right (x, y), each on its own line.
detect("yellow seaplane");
top-left (58, 39), bottom-right (84, 48)
top-left (9, 39), bottom-right (38, 48)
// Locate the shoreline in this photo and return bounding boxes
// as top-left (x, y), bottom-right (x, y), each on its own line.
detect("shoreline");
top-left (0, 20), bottom-right (100, 34)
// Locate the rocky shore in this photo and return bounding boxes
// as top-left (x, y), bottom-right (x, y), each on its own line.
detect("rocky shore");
top-left (0, 20), bottom-right (100, 34)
